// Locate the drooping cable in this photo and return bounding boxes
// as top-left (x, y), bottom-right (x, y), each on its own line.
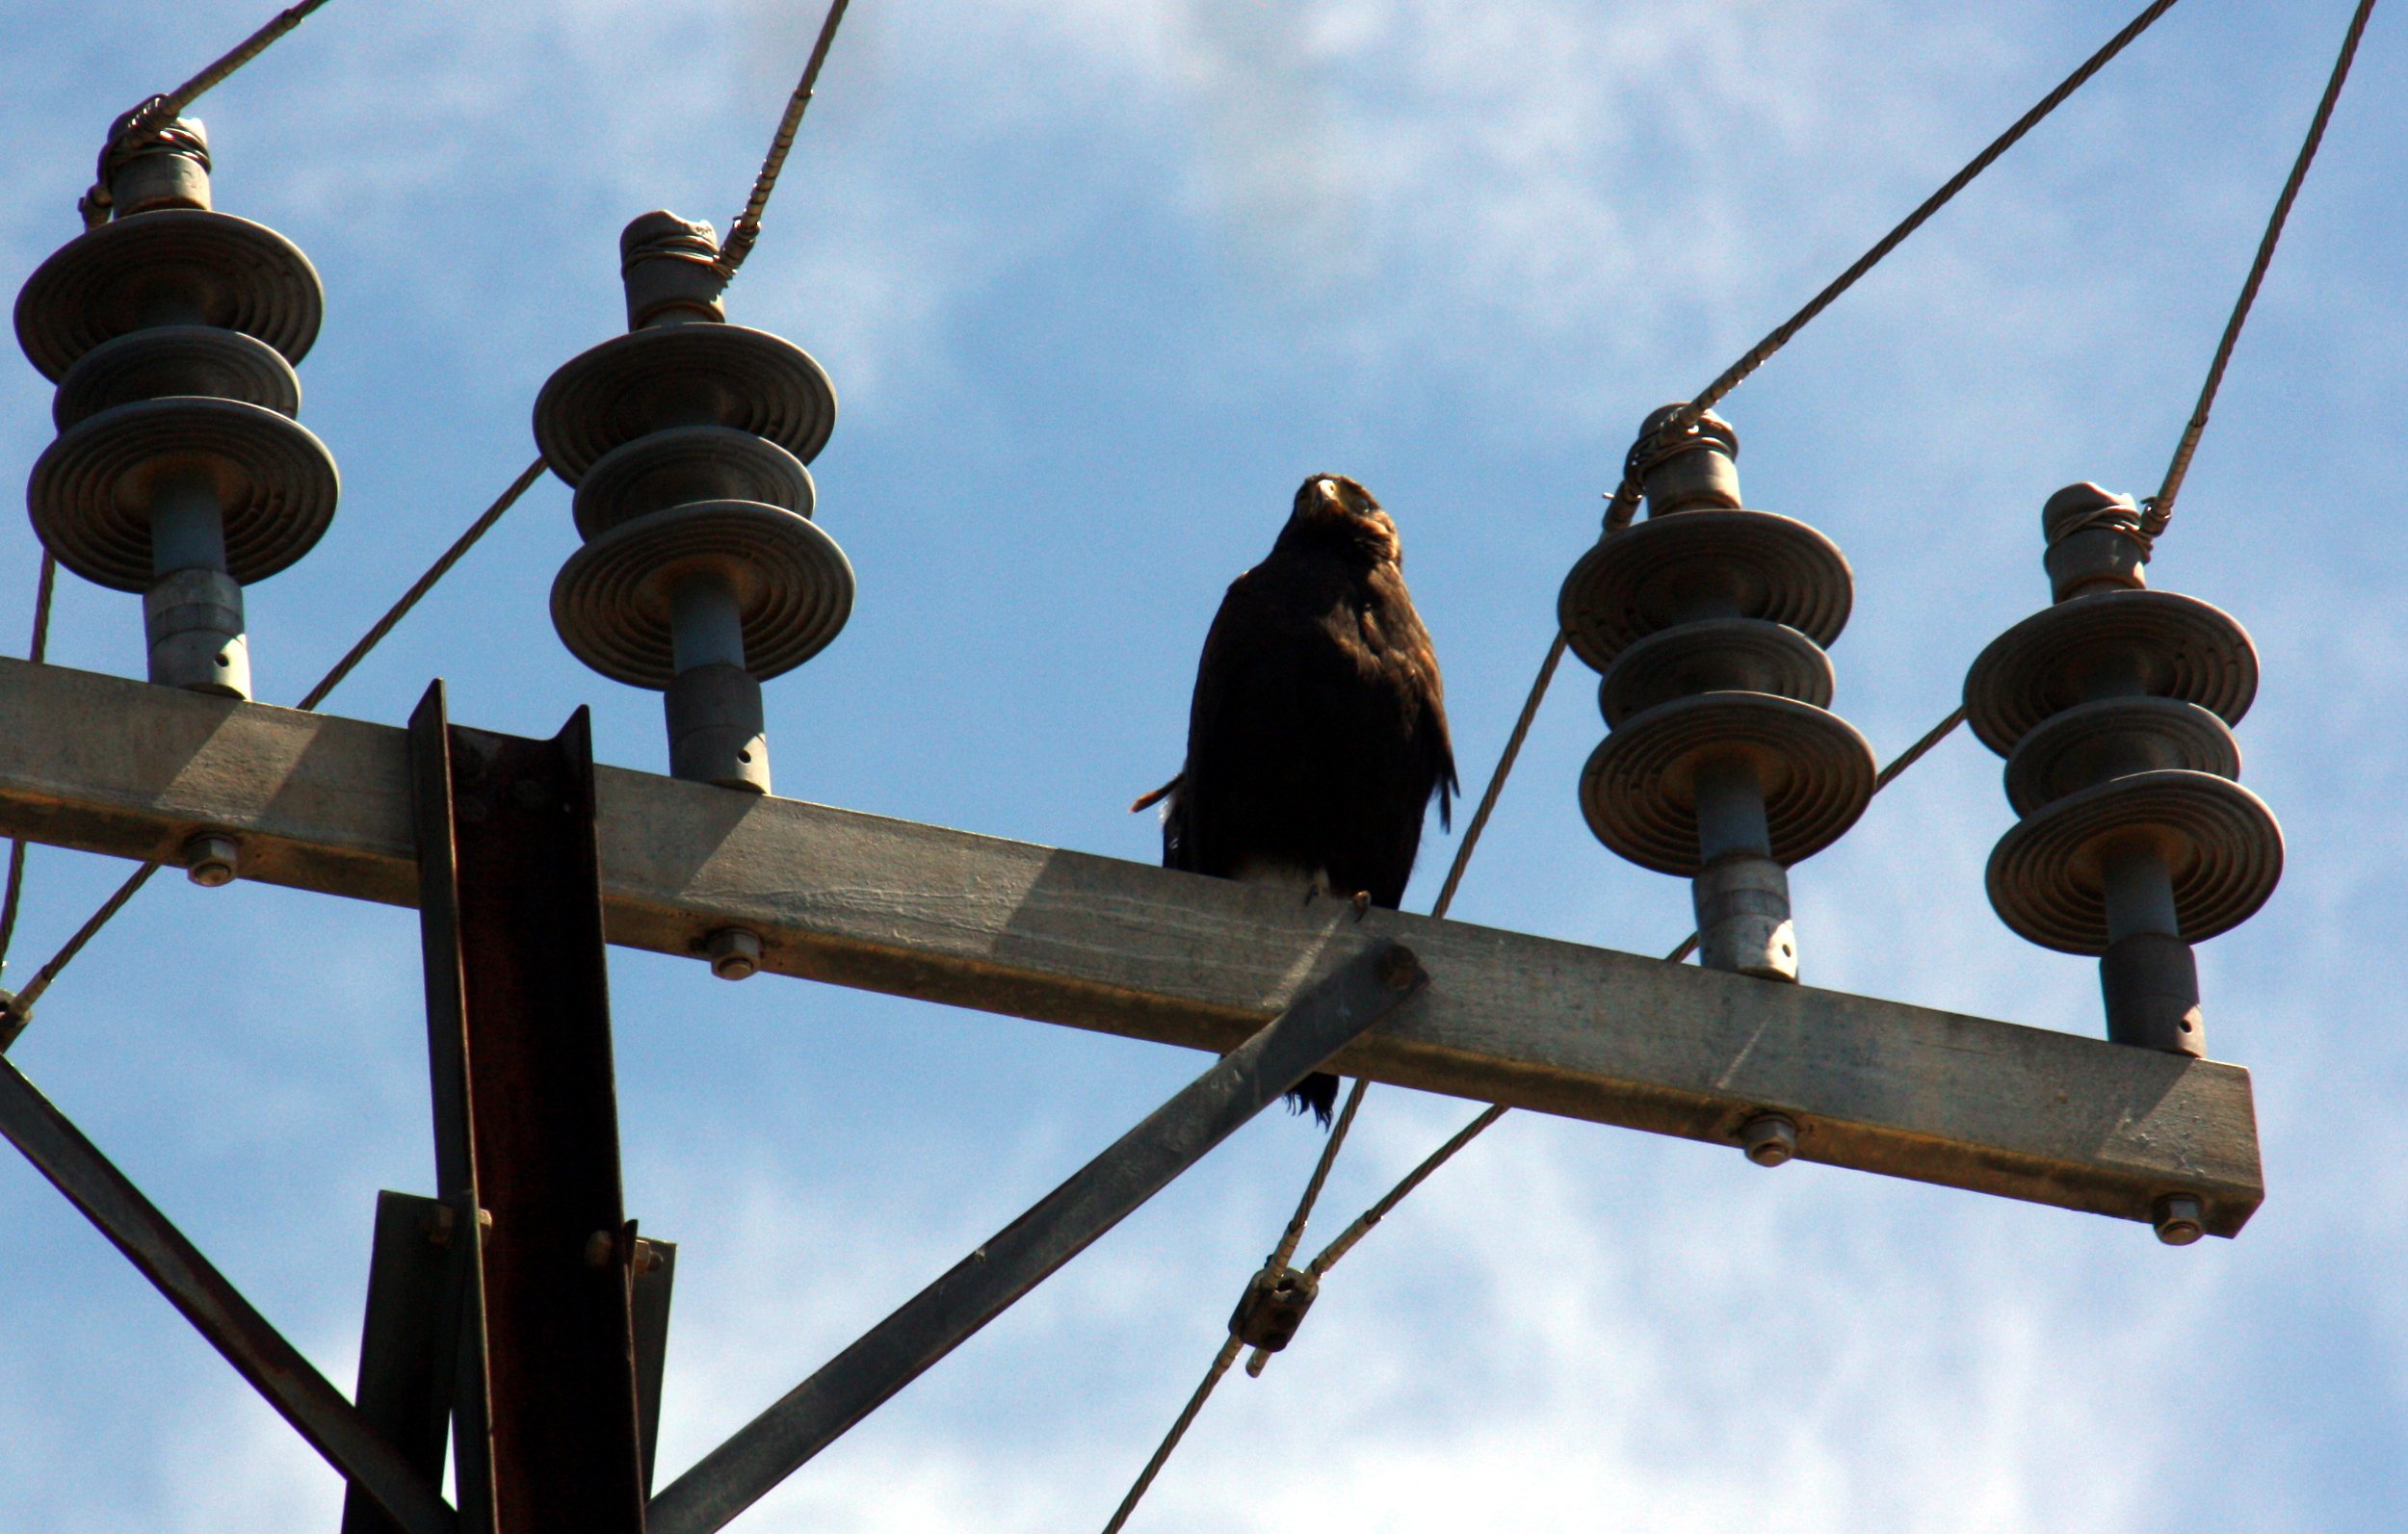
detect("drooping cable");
top-left (2143, 0), bottom-right (2378, 539)
top-left (1095, 3), bottom-right (2191, 1516)
top-left (2, 458), bottom-right (545, 1040)
top-left (1604, 0), bottom-right (2186, 533)
top-left (715, 0), bottom-right (855, 279)
top-left (78, 1), bottom-right (340, 227)
top-left (296, 456), bottom-right (548, 711)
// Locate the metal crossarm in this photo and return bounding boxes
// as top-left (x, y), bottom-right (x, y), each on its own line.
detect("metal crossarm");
top-left (0, 1058), bottom-right (457, 1534)
top-left (647, 940), bottom-right (1425, 1534)
top-left (0, 657), bottom-right (2265, 1233)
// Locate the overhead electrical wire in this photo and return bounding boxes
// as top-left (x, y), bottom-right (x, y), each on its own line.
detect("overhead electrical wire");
top-left (78, 0), bottom-right (340, 227)
top-left (1091, 0), bottom-right (2277, 1521)
top-left (4, 2), bottom-right (862, 1046)
top-left (1219, 0), bottom-right (2379, 1434)
top-left (715, 0), bottom-right (855, 279)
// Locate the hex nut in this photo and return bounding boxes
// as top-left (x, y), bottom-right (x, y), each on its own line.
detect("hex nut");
top-left (1741, 1112), bottom-right (1798, 1167)
top-left (2152, 1193), bottom-right (2205, 1246)
top-left (706, 926), bottom-right (762, 980)
top-left (182, 832), bottom-right (239, 888)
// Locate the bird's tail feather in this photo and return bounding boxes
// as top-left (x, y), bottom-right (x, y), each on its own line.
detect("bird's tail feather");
top-left (1130, 774), bottom-right (1181, 814)
top-left (1285, 1070), bottom-right (1340, 1129)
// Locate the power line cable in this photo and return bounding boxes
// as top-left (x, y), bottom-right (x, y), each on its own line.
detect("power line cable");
top-left (1, 458), bottom-right (545, 1043)
top-left (1605, 0), bottom-right (2186, 533)
top-left (79, 1), bottom-right (340, 227)
top-left (2143, 0), bottom-right (2378, 540)
top-left (1097, 6), bottom-right (2188, 1518)
top-left (296, 456), bottom-right (547, 711)
top-left (8, 0), bottom-right (866, 1040)
top-left (1277, 704), bottom-right (1973, 1302)
top-left (715, 0), bottom-right (855, 278)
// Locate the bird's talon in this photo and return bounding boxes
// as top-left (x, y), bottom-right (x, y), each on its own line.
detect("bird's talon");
top-left (1351, 890), bottom-right (1372, 920)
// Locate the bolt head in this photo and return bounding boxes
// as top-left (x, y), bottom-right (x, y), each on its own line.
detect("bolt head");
top-left (2153, 1194), bottom-right (2206, 1246)
top-left (182, 833), bottom-right (239, 888)
top-left (706, 927), bottom-right (762, 981)
top-left (1741, 1113), bottom-right (1798, 1167)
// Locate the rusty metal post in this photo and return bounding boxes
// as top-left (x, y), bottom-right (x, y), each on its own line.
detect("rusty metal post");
top-left (407, 683), bottom-right (648, 1534)
top-left (343, 1192), bottom-right (471, 1534)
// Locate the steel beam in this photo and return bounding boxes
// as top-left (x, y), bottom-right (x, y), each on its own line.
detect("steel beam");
top-left (343, 1191), bottom-right (469, 1534)
top-left (0, 657), bottom-right (2264, 1234)
top-left (0, 1058), bottom-right (458, 1534)
top-left (647, 941), bottom-right (1424, 1534)
top-left (408, 686), bottom-right (648, 1534)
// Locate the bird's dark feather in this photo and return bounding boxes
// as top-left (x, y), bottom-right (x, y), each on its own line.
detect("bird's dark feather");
top-left (1147, 474), bottom-right (1456, 1125)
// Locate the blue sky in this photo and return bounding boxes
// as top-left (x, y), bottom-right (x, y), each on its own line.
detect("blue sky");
top-left (2, 1), bottom-right (2403, 1529)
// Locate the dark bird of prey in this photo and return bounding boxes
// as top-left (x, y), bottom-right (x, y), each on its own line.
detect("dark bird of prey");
top-left (1136, 473), bottom-right (1457, 1125)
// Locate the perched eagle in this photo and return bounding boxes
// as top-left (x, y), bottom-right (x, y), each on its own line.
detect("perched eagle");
top-left (1137, 473), bottom-right (1457, 1124)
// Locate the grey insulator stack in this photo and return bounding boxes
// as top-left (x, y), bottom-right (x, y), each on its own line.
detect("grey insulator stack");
top-left (14, 110), bottom-right (338, 700)
top-left (1963, 483), bottom-right (2283, 1056)
top-left (535, 212), bottom-right (852, 794)
top-left (1557, 406), bottom-right (1875, 980)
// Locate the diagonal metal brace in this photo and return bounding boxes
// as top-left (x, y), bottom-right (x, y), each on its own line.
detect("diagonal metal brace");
top-left (646, 940), bottom-right (1426, 1534)
top-left (0, 1057), bottom-right (457, 1534)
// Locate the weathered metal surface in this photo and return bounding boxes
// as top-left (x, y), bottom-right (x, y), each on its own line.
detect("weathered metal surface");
top-left (407, 689), bottom-right (497, 1534)
top-left (0, 656), bottom-right (2264, 1235)
top-left (647, 942), bottom-right (1423, 1534)
top-left (0, 1058), bottom-right (456, 1534)
top-left (343, 1191), bottom-right (468, 1534)
top-left (632, 1236), bottom-right (678, 1497)
top-left (409, 686), bottom-right (647, 1534)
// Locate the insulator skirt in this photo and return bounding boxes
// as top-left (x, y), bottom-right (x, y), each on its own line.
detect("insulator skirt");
top-left (2002, 696), bottom-right (2240, 818)
top-left (53, 325), bottom-right (300, 429)
top-left (1580, 690), bottom-right (1875, 875)
top-left (533, 324), bottom-right (837, 481)
top-left (14, 210), bottom-right (323, 381)
top-left (572, 425), bottom-right (815, 540)
top-left (1598, 616), bottom-right (1833, 727)
top-left (1963, 588), bottom-right (2257, 755)
top-left (551, 500), bottom-right (853, 689)
top-left (28, 396), bottom-right (339, 590)
top-left (1558, 508), bottom-right (1853, 672)
top-left (1986, 768), bottom-right (2284, 953)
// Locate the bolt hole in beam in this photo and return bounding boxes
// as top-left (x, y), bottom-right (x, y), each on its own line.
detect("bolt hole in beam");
top-left (0, 658), bottom-right (2262, 1235)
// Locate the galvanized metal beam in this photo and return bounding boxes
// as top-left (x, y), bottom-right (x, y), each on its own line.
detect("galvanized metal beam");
top-left (0, 657), bottom-right (2264, 1235)
top-left (0, 1058), bottom-right (458, 1534)
top-left (646, 941), bottom-right (1425, 1534)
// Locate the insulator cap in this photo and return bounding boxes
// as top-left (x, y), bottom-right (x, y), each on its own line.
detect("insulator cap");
top-left (1629, 403), bottom-right (1741, 517)
top-left (2042, 481), bottom-right (2151, 602)
top-left (620, 211), bottom-right (729, 329)
top-left (99, 107), bottom-right (212, 218)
